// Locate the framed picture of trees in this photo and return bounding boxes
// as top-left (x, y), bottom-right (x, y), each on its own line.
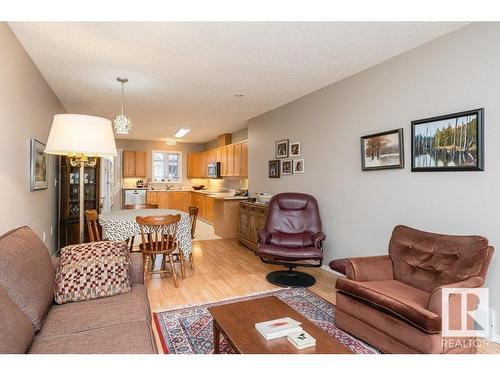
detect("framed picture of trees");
top-left (411, 108), bottom-right (484, 171)
top-left (360, 128), bottom-right (404, 171)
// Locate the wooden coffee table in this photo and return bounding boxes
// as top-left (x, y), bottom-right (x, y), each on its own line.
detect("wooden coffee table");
top-left (207, 296), bottom-right (352, 354)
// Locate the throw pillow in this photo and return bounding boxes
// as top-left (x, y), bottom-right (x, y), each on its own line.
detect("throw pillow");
top-left (54, 241), bottom-right (131, 304)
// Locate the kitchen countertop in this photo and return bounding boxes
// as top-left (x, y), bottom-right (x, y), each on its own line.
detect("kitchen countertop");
top-left (124, 187), bottom-right (249, 201)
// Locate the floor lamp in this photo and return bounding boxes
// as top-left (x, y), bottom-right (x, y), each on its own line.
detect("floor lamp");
top-left (44, 114), bottom-right (117, 243)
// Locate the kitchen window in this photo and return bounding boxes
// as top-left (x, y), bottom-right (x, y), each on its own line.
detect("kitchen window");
top-left (152, 151), bottom-right (182, 182)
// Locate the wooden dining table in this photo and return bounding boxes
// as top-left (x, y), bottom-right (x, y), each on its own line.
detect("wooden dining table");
top-left (98, 208), bottom-right (193, 259)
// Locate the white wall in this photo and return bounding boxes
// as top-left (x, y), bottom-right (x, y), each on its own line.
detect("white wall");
top-left (0, 23), bottom-right (66, 254)
top-left (248, 23), bottom-right (500, 336)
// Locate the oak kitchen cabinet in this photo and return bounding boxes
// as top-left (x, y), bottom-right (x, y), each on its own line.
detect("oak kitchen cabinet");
top-left (123, 150), bottom-right (147, 177)
top-left (239, 201), bottom-right (269, 251)
top-left (146, 191), bottom-right (215, 224)
top-left (187, 140), bottom-right (248, 179)
top-left (147, 191), bottom-right (190, 212)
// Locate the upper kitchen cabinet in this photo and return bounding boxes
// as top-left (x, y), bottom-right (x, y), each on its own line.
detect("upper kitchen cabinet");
top-left (123, 150), bottom-right (147, 177)
top-left (187, 152), bottom-right (207, 178)
top-left (241, 141), bottom-right (248, 177)
top-left (187, 140), bottom-right (248, 179)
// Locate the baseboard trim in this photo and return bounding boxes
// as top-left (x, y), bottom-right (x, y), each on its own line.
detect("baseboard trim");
top-left (320, 264), bottom-right (345, 278)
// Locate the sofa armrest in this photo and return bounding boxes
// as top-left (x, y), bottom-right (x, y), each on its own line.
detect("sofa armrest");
top-left (130, 253), bottom-right (144, 285)
top-left (51, 256), bottom-right (60, 270)
top-left (311, 232), bottom-right (326, 248)
top-left (427, 276), bottom-right (484, 315)
top-left (345, 255), bottom-right (394, 281)
top-left (257, 229), bottom-right (271, 245)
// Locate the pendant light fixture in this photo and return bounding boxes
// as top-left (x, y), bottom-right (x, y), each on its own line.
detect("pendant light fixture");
top-left (113, 77), bottom-right (133, 134)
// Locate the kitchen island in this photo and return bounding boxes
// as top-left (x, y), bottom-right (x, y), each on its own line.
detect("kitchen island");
top-left (144, 189), bottom-right (247, 238)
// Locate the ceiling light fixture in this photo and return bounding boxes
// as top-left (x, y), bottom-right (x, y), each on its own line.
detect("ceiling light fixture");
top-left (174, 128), bottom-right (191, 138)
top-left (113, 77), bottom-right (133, 135)
top-left (164, 138), bottom-right (177, 145)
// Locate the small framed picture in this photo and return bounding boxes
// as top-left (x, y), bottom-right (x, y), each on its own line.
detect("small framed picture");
top-left (293, 159), bottom-right (305, 174)
top-left (281, 159), bottom-right (293, 175)
top-left (290, 142), bottom-right (301, 157)
top-left (268, 160), bottom-right (281, 178)
top-left (411, 108), bottom-right (484, 171)
top-left (360, 128), bottom-right (404, 171)
top-left (30, 138), bottom-right (48, 191)
top-left (275, 139), bottom-right (289, 158)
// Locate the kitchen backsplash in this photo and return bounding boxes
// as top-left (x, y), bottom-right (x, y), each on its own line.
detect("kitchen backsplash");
top-left (122, 177), bottom-right (248, 191)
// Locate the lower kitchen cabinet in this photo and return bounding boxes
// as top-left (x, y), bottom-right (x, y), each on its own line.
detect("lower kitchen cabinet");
top-left (239, 201), bottom-right (269, 251)
top-left (144, 191), bottom-right (217, 224)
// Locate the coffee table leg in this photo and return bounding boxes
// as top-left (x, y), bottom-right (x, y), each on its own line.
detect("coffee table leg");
top-left (213, 321), bottom-right (221, 354)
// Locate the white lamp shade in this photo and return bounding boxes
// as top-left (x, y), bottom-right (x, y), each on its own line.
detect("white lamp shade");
top-left (45, 114), bottom-right (117, 157)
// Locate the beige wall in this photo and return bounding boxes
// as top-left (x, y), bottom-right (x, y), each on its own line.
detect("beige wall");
top-left (0, 23), bottom-right (66, 254)
top-left (248, 23), bottom-right (500, 336)
top-left (115, 139), bottom-right (205, 187)
top-left (204, 127), bottom-right (248, 150)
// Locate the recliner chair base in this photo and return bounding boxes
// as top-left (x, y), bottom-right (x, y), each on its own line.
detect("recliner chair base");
top-left (266, 269), bottom-right (316, 287)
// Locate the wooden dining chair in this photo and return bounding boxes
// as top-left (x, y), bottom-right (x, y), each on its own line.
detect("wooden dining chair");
top-left (136, 215), bottom-right (182, 288)
top-left (187, 206), bottom-right (199, 270)
top-left (125, 203), bottom-right (159, 252)
top-left (84, 209), bottom-right (101, 242)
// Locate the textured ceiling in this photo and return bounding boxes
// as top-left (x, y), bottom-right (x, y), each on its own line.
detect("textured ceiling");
top-left (9, 22), bottom-right (466, 143)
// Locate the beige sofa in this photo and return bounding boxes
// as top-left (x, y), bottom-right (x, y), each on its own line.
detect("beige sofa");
top-left (0, 226), bottom-right (157, 354)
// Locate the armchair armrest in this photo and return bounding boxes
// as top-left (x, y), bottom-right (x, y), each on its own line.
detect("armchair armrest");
top-left (130, 253), bottom-right (144, 285)
top-left (427, 276), bottom-right (484, 315)
top-left (345, 255), bottom-right (394, 281)
top-left (311, 232), bottom-right (326, 248)
top-left (257, 229), bottom-right (271, 245)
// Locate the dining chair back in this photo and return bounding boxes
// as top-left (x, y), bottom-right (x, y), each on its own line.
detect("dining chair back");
top-left (188, 206), bottom-right (199, 239)
top-left (84, 209), bottom-right (100, 242)
top-left (124, 203), bottom-right (159, 251)
top-left (136, 214), bottom-right (182, 287)
top-left (186, 206), bottom-right (199, 270)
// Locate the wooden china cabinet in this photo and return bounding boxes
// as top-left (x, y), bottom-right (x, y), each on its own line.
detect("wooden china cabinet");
top-left (58, 156), bottom-right (100, 248)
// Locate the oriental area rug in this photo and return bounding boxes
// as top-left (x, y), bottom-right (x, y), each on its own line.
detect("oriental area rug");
top-left (153, 288), bottom-right (378, 354)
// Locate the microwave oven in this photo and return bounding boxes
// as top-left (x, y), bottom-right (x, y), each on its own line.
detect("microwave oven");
top-left (207, 162), bottom-right (221, 178)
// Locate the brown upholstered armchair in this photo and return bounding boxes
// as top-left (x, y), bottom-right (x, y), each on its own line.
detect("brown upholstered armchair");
top-left (256, 193), bottom-right (325, 287)
top-left (334, 225), bottom-right (494, 354)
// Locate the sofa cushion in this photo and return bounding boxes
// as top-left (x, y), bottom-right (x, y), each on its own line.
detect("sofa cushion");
top-left (335, 278), bottom-right (441, 333)
top-left (388, 225), bottom-right (490, 292)
top-left (0, 226), bottom-right (55, 330)
top-left (0, 287), bottom-right (35, 353)
top-left (28, 320), bottom-right (156, 354)
top-left (54, 241), bottom-right (131, 304)
top-left (38, 284), bottom-right (150, 339)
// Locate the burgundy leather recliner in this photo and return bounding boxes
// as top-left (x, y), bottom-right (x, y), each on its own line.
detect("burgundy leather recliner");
top-left (256, 193), bottom-right (326, 287)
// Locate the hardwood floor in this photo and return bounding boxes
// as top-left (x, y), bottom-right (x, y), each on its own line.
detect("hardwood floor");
top-left (145, 238), bottom-right (499, 354)
top-left (146, 239), bottom-right (337, 311)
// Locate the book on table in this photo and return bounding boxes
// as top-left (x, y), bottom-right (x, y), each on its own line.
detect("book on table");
top-left (255, 317), bottom-right (303, 340)
top-left (287, 330), bottom-right (316, 350)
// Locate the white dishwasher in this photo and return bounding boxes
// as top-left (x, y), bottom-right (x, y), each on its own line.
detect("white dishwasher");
top-left (124, 189), bottom-right (147, 206)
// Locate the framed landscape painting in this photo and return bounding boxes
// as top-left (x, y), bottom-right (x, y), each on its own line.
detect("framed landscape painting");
top-left (411, 108), bottom-right (484, 171)
top-left (360, 129), bottom-right (404, 171)
top-left (30, 138), bottom-right (48, 191)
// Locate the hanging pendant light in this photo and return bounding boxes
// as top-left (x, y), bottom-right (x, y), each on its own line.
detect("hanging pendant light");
top-left (113, 77), bottom-right (133, 134)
